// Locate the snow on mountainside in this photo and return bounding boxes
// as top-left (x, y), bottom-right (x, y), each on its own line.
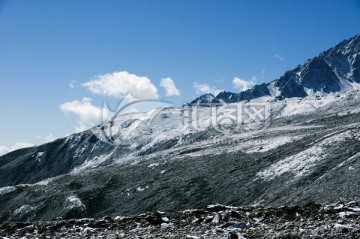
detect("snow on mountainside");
top-left (1, 90), bottom-right (360, 222)
top-left (0, 89), bottom-right (357, 187)
top-left (86, 92), bottom-right (352, 172)
top-left (191, 33), bottom-right (360, 105)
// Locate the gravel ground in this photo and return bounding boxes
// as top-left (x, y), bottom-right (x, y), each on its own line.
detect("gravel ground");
top-left (1, 202), bottom-right (359, 239)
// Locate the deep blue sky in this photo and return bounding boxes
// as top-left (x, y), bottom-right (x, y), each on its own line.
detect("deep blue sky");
top-left (0, 0), bottom-right (359, 150)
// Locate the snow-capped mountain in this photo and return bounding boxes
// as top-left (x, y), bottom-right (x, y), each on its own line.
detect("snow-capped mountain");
top-left (191, 33), bottom-right (360, 104)
top-left (0, 33), bottom-right (360, 223)
top-left (188, 93), bottom-right (222, 106)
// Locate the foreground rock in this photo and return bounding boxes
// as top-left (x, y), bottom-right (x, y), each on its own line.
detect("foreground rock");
top-left (1, 202), bottom-right (359, 238)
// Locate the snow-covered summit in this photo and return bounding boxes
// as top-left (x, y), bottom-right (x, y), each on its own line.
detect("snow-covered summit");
top-left (192, 33), bottom-right (360, 105)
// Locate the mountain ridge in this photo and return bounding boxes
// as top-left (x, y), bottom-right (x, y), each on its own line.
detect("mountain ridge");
top-left (190, 33), bottom-right (360, 105)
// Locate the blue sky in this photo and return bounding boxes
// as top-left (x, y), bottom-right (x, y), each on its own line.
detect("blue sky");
top-left (0, 0), bottom-right (359, 153)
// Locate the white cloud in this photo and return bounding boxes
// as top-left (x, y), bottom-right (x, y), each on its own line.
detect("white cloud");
top-left (0, 142), bottom-right (34, 156)
top-left (193, 82), bottom-right (223, 96)
top-left (60, 97), bottom-right (108, 132)
top-left (69, 80), bottom-right (76, 89)
top-left (83, 71), bottom-right (159, 100)
top-left (273, 54), bottom-right (285, 61)
top-left (232, 76), bottom-right (256, 92)
top-left (160, 77), bottom-right (181, 96)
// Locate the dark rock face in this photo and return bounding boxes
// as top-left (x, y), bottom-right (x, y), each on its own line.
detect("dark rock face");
top-left (216, 84), bottom-right (271, 104)
top-left (301, 57), bottom-right (341, 93)
top-left (238, 83), bottom-right (271, 100)
top-left (0, 131), bottom-right (117, 187)
top-left (274, 57), bottom-right (341, 97)
top-left (274, 67), bottom-right (307, 98)
top-left (216, 91), bottom-right (241, 103)
top-left (191, 33), bottom-right (360, 105)
top-left (352, 54), bottom-right (360, 82)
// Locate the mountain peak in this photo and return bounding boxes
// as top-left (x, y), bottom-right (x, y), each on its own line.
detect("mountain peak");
top-left (188, 93), bottom-right (222, 106)
top-left (190, 33), bottom-right (360, 105)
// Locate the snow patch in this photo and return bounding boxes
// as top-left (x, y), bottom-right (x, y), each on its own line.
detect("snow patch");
top-left (34, 178), bottom-right (54, 186)
top-left (267, 82), bottom-right (280, 96)
top-left (148, 163), bottom-right (159, 168)
top-left (72, 154), bottom-right (111, 172)
top-left (14, 205), bottom-right (36, 216)
top-left (0, 186), bottom-right (16, 195)
top-left (35, 152), bottom-right (45, 162)
top-left (73, 142), bottom-right (89, 158)
top-left (257, 130), bottom-right (353, 180)
top-left (333, 152), bottom-right (360, 170)
top-left (65, 196), bottom-right (86, 211)
top-left (136, 186), bottom-right (149, 192)
top-left (338, 107), bottom-right (360, 116)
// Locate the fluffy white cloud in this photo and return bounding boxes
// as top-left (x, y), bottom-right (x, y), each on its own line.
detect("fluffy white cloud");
top-left (232, 76), bottom-right (256, 92)
top-left (0, 142), bottom-right (34, 156)
top-left (193, 82), bottom-right (223, 96)
top-left (60, 97), bottom-right (108, 132)
top-left (83, 71), bottom-right (159, 100)
top-left (160, 77), bottom-right (181, 96)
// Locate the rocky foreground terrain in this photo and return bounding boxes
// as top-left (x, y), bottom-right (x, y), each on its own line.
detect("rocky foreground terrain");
top-left (1, 202), bottom-right (359, 238)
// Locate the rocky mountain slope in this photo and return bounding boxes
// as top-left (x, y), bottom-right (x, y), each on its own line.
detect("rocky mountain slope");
top-left (0, 91), bottom-right (351, 188)
top-left (0, 33), bottom-right (360, 227)
top-left (0, 91), bottom-right (360, 223)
